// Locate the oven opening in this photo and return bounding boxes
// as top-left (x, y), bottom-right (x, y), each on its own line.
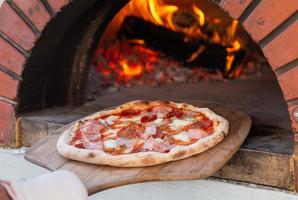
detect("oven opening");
top-left (14, 0), bottom-right (293, 190)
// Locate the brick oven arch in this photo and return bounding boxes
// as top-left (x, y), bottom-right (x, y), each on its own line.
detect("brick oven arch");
top-left (0, 0), bottom-right (128, 145)
top-left (0, 0), bottom-right (297, 189)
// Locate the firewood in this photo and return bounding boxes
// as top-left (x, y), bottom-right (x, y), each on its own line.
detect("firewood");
top-left (118, 16), bottom-right (245, 77)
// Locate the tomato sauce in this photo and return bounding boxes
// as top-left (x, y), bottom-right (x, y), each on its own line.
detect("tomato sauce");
top-left (141, 115), bottom-right (157, 123)
top-left (120, 109), bottom-right (141, 117)
top-left (167, 108), bottom-right (183, 118)
top-left (70, 130), bottom-right (83, 144)
top-left (117, 124), bottom-right (143, 138)
top-left (74, 143), bottom-right (85, 149)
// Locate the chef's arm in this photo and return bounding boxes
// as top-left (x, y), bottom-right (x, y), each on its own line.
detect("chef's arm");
top-left (0, 184), bottom-right (12, 200)
top-left (0, 170), bottom-right (88, 200)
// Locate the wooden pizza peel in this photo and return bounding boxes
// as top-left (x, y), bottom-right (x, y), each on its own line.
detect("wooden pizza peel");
top-left (24, 100), bottom-right (251, 195)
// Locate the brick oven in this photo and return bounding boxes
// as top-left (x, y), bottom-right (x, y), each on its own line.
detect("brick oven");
top-left (0, 0), bottom-right (297, 191)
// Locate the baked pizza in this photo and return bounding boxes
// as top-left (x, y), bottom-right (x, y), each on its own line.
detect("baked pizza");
top-left (57, 100), bottom-right (229, 167)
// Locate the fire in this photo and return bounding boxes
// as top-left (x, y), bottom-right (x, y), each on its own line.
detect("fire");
top-left (148, 0), bottom-right (178, 26)
top-left (225, 21), bottom-right (242, 76)
top-left (94, 41), bottom-right (158, 84)
top-left (226, 20), bottom-right (238, 45)
top-left (127, 0), bottom-right (178, 27)
top-left (146, 0), bottom-right (206, 37)
top-left (95, 0), bottom-right (245, 86)
top-left (192, 4), bottom-right (205, 26)
top-left (120, 60), bottom-right (143, 78)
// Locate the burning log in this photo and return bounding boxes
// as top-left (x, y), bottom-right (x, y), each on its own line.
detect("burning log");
top-left (118, 16), bottom-right (245, 77)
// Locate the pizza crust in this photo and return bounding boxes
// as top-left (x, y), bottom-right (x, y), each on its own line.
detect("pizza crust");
top-left (57, 100), bottom-right (229, 167)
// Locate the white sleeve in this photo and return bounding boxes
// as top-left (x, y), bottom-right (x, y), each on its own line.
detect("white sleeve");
top-left (10, 170), bottom-right (88, 200)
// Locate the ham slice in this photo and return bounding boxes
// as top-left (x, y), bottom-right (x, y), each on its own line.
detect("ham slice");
top-left (142, 138), bottom-right (171, 153)
top-left (184, 110), bottom-right (198, 117)
top-left (142, 138), bottom-right (155, 151)
top-left (153, 139), bottom-right (171, 153)
top-left (80, 121), bottom-right (103, 134)
top-left (141, 125), bottom-right (157, 139)
top-left (85, 141), bottom-right (103, 150)
top-left (186, 129), bottom-right (209, 140)
top-left (152, 106), bottom-right (172, 118)
top-left (80, 121), bottom-right (103, 141)
top-left (117, 137), bottom-right (135, 148)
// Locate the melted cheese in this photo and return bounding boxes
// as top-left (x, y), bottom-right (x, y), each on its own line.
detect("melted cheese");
top-left (169, 118), bottom-right (193, 130)
top-left (155, 138), bottom-right (163, 142)
top-left (102, 128), bottom-right (119, 138)
top-left (153, 118), bottom-right (163, 125)
top-left (103, 139), bottom-right (117, 149)
top-left (105, 115), bottom-right (119, 125)
top-left (118, 115), bottom-right (142, 122)
top-left (97, 118), bottom-right (107, 125)
top-left (173, 132), bottom-right (190, 142)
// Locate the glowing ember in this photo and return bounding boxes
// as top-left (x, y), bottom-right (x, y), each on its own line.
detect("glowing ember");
top-left (120, 60), bottom-right (143, 78)
top-left (94, 40), bottom-right (159, 85)
top-left (94, 39), bottom-right (230, 87)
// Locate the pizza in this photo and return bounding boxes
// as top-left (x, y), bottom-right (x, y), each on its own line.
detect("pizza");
top-left (57, 100), bottom-right (229, 167)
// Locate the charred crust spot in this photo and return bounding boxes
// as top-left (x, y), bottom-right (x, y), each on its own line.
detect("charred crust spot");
top-left (172, 150), bottom-right (187, 159)
top-left (88, 152), bottom-right (95, 158)
top-left (161, 100), bottom-right (170, 105)
top-left (142, 100), bottom-right (150, 104)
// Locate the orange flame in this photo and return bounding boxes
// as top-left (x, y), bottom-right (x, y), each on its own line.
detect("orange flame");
top-left (225, 20), bottom-right (241, 74)
top-left (148, 0), bottom-right (178, 30)
top-left (192, 4), bottom-right (205, 26)
top-left (226, 20), bottom-right (238, 45)
top-left (97, 0), bottom-right (243, 81)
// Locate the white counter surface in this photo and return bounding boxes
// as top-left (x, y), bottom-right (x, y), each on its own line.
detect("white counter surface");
top-left (0, 148), bottom-right (297, 200)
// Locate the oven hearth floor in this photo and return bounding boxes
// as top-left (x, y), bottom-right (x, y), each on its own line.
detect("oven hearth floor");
top-left (20, 69), bottom-right (293, 190)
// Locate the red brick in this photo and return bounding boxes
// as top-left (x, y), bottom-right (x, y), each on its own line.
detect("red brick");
top-left (220, 0), bottom-right (253, 19)
top-left (0, 71), bottom-right (18, 99)
top-left (243, 0), bottom-right (298, 42)
top-left (47, 0), bottom-right (69, 12)
top-left (0, 101), bottom-right (15, 145)
top-left (0, 37), bottom-right (25, 75)
top-left (263, 21), bottom-right (298, 70)
top-left (14, 0), bottom-right (51, 31)
top-left (277, 64), bottom-right (298, 101)
top-left (288, 105), bottom-right (298, 133)
top-left (0, 2), bottom-right (36, 50)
